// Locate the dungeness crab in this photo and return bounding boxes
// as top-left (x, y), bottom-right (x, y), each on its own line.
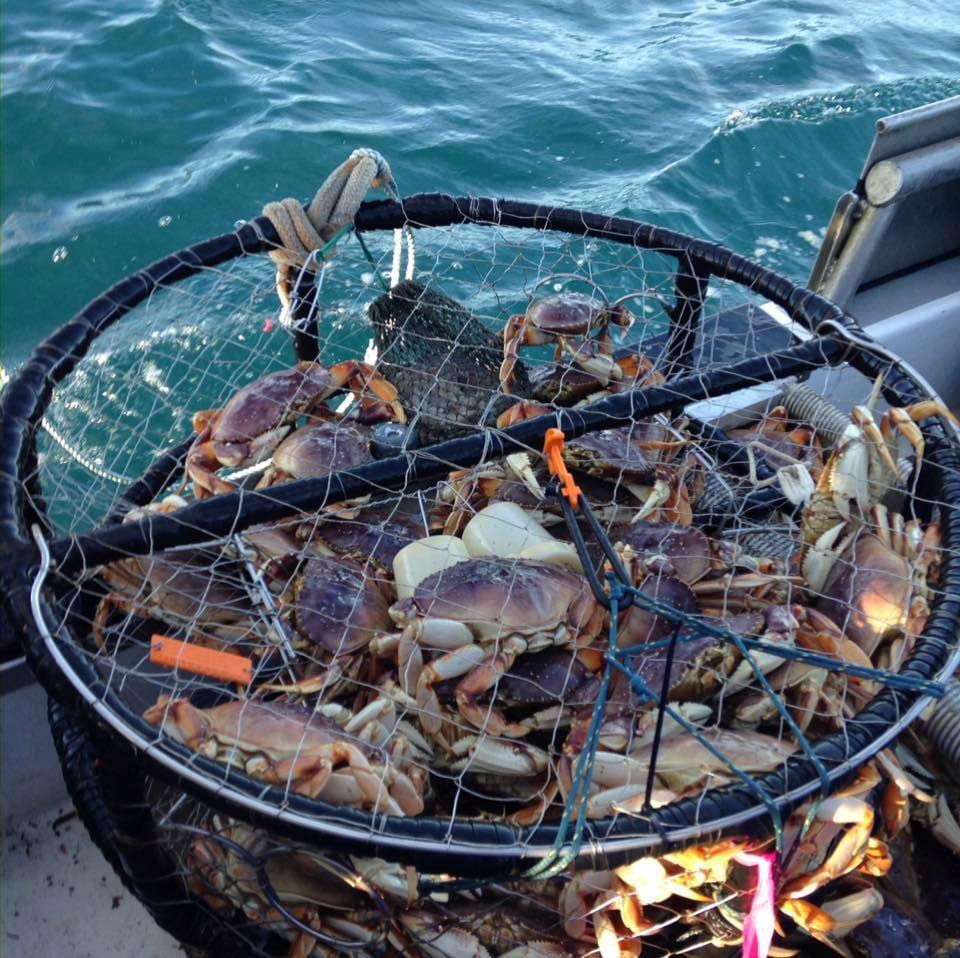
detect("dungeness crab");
top-left (371, 556), bottom-right (605, 744)
top-left (186, 361), bottom-right (404, 497)
top-left (500, 290), bottom-right (636, 393)
top-left (144, 697), bottom-right (422, 816)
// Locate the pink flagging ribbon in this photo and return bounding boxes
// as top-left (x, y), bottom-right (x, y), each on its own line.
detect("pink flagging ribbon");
top-left (735, 850), bottom-right (777, 958)
top-left (262, 317), bottom-right (275, 333)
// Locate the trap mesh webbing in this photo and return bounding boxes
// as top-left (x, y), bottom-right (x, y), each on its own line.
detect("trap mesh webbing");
top-left (3, 191), bottom-right (960, 958)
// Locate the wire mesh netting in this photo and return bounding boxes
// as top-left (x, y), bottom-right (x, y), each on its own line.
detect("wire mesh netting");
top-left (4, 191), bottom-right (960, 957)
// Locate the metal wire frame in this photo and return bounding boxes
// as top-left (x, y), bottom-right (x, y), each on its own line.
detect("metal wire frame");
top-left (3, 194), bottom-right (960, 877)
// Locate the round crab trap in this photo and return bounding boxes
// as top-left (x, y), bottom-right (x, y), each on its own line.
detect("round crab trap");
top-left (4, 149), bottom-right (960, 956)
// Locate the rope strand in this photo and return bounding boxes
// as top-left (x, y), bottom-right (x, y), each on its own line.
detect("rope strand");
top-left (262, 148), bottom-right (399, 310)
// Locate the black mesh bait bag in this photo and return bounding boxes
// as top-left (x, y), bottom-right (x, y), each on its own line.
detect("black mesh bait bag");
top-left (3, 151), bottom-right (960, 957)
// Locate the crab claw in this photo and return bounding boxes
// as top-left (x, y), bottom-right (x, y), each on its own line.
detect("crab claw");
top-left (609, 352), bottom-right (665, 390)
top-left (328, 359), bottom-right (406, 424)
top-left (839, 412), bottom-right (886, 512)
top-left (496, 400), bottom-right (553, 428)
top-left (780, 796), bottom-right (875, 899)
top-left (560, 336), bottom-right (623, 385)
top-left (449, 736), bottom-right (550, 776)
top-left (802, 522), bottom-right (847, 594)
top-left (777, 463), bottom-right (816, 506)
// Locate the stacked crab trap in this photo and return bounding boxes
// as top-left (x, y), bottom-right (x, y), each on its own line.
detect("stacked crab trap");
top-left (4, 150), bottom-right (960, 958)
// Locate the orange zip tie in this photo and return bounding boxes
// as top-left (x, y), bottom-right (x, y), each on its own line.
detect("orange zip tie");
top-left (150, 635), bottom-right (253, 686)
top-left (543, 427), bottom-right (582, 508)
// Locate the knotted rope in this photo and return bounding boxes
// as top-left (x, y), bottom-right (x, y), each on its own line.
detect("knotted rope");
top-left (262, 148), bottom-right (399, 311)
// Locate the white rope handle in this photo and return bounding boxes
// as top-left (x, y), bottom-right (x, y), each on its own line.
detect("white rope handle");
top-left (262, 149), bottom-right (399, 310)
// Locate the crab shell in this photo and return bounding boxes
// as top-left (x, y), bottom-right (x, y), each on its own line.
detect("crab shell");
top-left (187, 825), bottom-right (387, 956)
top-left (531, 343), bottom-right (663, 406)
top-left (530, 359), bottom-right (615, 406)
top-left (143, 697), bottom-right (423, 815)
top-left (431, 646), bottom-right (601, 716)
top-left (284, 555), bottom-right (395, 655)
top-left (815, 530), bottom-right (915, 656)
top-left (400, 899), bottom-right (574, 958)
top-left (535, 292), bottom-right (629, 330)
top-left (591, 727), bottom-right (797, 795)
top-left (495, 648), bottom-right (601, 708)
top-left (101, 550), bottom-right (253, 624)
top-left (795, 401), bottom-right (954, 550)
top-left (144, 698), bottom-right (371, 778)
top-left (304, 506), bottom-right (423, 573)
top-left (603, 521), bottom-right (713, 585)
top-left (187, 818), bottom-right (369, 914)
top-left (94, 549), bottom-right (257, 647)
top-left (389, 557), bottom-right (605, 647)
top-left (732, 658), bottom-right (839, 734)
top-left (144, 698), bottom-right (360, 755)
top-left (563, 422), bottom-right (685, 482)
top-left (200, 362), bottom-right (346, 464)
top-left (627, 610), bottom-right (768, 702)
top-left (260, 419), bottom-right (373, 484)
top-left (187, 361), bottom-right (402, 497)
top-left (615, 575), bottom-right (700, 649)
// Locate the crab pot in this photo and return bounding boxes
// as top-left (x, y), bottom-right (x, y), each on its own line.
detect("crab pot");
top-left (2, 192), bottom-right (960, 957)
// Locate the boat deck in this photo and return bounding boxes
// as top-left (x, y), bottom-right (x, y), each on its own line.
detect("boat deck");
top-left (1, 681), bottom-right (182, 958)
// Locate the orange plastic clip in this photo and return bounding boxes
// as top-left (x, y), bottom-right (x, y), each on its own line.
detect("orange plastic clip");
top-left (543, 427), bottom-right (582, 508)
top-left (150, 635), bottom-right (253, 686)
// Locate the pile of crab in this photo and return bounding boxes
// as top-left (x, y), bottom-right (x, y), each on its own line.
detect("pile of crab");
top-left (88, 285), bottom-right (958, 958)
top-left (165, 762), bottom-right (915, 958)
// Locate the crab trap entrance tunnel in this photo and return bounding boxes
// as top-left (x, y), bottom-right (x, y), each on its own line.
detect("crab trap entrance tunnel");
top-left (3, 188), bottom-right (960, 957)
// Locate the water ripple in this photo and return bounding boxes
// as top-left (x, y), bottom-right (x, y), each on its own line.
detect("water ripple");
top-left (2, 0), bottom-right (959, 365)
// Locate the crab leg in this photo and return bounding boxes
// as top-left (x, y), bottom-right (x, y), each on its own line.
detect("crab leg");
top-left (449, 737), bottom-right (550, 776)
top-left (780, 796), bottom-right (874, 898)
top-left (416, 636), bottom-right (530, 738)
top-left (501, 313), bottom-right (537, 394)
top-left (555, 335), bottom-right (624, 385)
top-left (453, 644), bottom-right (535, 737)
top-left (880, 399), bottom-right (960, 468)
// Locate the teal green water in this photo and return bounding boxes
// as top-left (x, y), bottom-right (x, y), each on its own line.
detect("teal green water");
top-left (2, 0), bottom-right (960, 368)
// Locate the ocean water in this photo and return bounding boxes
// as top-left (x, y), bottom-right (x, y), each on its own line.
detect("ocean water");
top-left (2, 0), bottom-right (959, 371)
